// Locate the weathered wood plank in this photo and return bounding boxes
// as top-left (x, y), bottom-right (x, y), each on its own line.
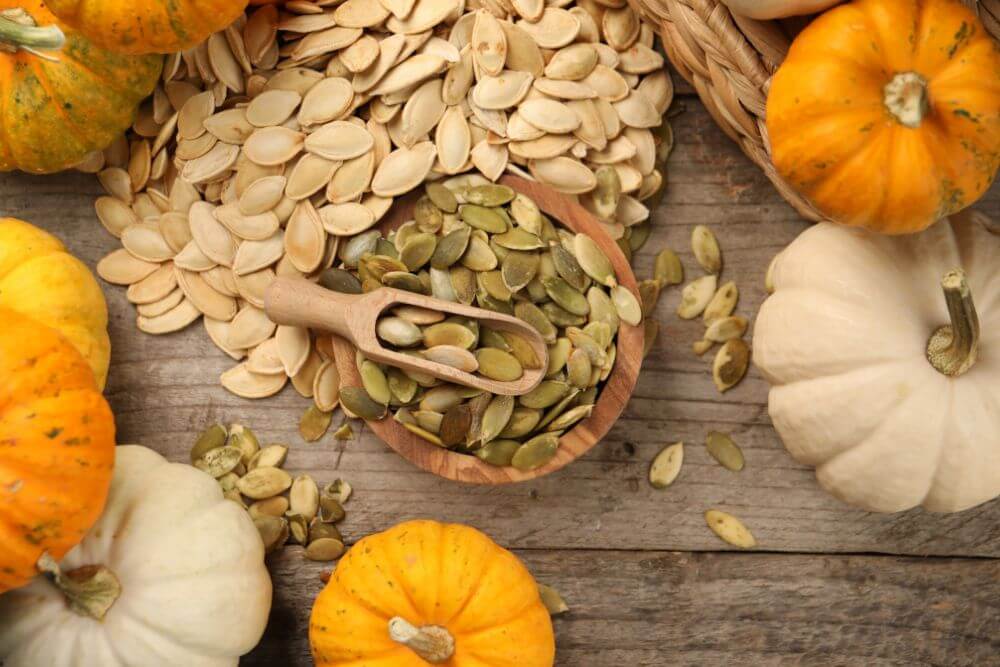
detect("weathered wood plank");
top-left (2, 102), bottom-right (999, 558)
top-left (247, 547), bottom-right (1000, 666)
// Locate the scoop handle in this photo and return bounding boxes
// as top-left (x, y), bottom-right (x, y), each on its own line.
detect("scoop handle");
top-left (264, 277), bottom-right (360, 340)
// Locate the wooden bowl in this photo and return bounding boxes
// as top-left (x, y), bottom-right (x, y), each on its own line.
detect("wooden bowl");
top-left (330, 175), bottom-right (644, 484)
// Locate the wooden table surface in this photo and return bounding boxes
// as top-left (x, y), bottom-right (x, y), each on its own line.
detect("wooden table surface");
top-left (4, 85), bottom-right (999, 665)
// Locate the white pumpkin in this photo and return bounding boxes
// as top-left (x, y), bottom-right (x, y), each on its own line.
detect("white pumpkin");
top-left (0, 445), bottom-right (272, 666)
top-left (721, 0), bottom-right (841, 19)
top-left (753, 213), bottom-right (1000, 513)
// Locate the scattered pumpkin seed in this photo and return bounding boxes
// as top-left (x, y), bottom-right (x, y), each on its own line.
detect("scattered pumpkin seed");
top-left (305, 537), bottom-right (346, 561)
top-left (254, 516), bottom-right (289, 553)
top-left (705, 431), bottom-right (744, 472)
top-left (653, 248), bottom-right (683, 286)
top-left (539, 584), bottom-right (570, 615)
top-left (649, 442), bottom-right (684, 489)
top-left (705, 510), bottom-right (756, 548)
top-left (677, 275), bottom-right (718, 319)
top-left (691, 225), bottom-right (722, 274)
top-left (712, 339), bottom-right (750, 393)
top-left (300, 405), bottom-right (334, 442)
top-left (703, 281), bottom-right (738, 323)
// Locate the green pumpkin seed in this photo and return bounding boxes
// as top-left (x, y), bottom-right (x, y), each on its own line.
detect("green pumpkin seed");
top-left (515, 301), bottom-right (557, 344)
top-left (194, 446), bottom-right (244, 478)
top-left (460, 204), bottom-right (508, 233)
top-left (426, 182), bottom-right (458, 213)
top-left (480, 395), bottom-right (515, 444)
top-left (539, 584), bottom-right (569, 615)
top-left (423, 345), bottom-right (479, 373)
top-left (477, 270), bottom-right (513, 301)
top-left (238, 466), bottom-right (293, 500)
top-left (544, 404), bottom-right (592, 432)
top-left (546, 338), bottom-right (572, 376)
top-left (493, 228), bottom-right (544, 250)
top-left (653, 247), bottom-right (683, 286)
top-left (649, 442), bottom-right (684, 489)
top-left (550, 245), bottom-right (589, 292)
top-left (643, 319), bottom-right (659, 358)
top-left (423, 322), bottom-right (477, 349)
top-left (325, 479), bottom-right (353, 504)
top-left (480, 327), bottom-right (511, 351)
top-left (501, 250), bottom-right (539, 293)
top-left (500, 330), bottom-right (543, 370)
top-left (287, 513), bottom-right (309, 545)
top-left (705, 316), bottom-right (748, 343)
top-left (475, 348), bottom-right (524, 382)
top-left (511, 433), bottom-right (560, 471)
top-left (191, 424), bottom-right (227, 462)
top-left (475, 439), bottom-right (522, 466)
top-left (616, 237), bottom-right (632, 262)
top-left (460, 234), bottom-right (499, 271)
top-left (249, 444), bottom-right (288, 470)
top-left (703, 281), bottom-right (738, 323)
top-left (464, 184), bottom-right (516, 207)
top-left (399, 232), bottom-right (437, 271)
top-left (520, 380), bottom-right (571, 409)
top-left (592, 166), bottom-right (621, 220)
top-left (305, 537), bottom-right (346, 561)
top-left (705, 510), bottom-right (756, 548)
top-left (713, 339), bottom-right (749, 393)
top-left (586, 286), bottom-right (620, 335)
top-left (611, 285), bottom-right (642, 326)
top-left (382, 271), bottom-right (427, 293)
top-left (419, 384), bottom-right (465, 413)
top-left (573, 234), bottom-right (616, 287)
top-left (413, 409), bottom-right (444, 434)
top-left (498, 407), bottom-right (542, 439)
top-left (638, 280), bottom-right (661, 318)
top-left (377, 317), bottom-right (424, 347)
top-left (340, 386), bottom-right (388, 420)
top-left (333, 422), bottom-right (354, 440)
top-left (254, 516), bottom-right (289, 553)
top-left (692, 225), bottom-right (722, 274)
top-left (414, 196), bottom-right (444, 233)
top-left (319, 494), bottom-right (346, 522)
top-left (510, 193), bottom-right (542, 234)
top-left (431, 226), bottom-right (471, 269)
top-left (566, 348), bottom-right (592, 389)
top-left (543, 277), bottom-right (590, 316)
top-left (535, 388), bottom-right (580, 431)
top-left (706, 431), bottom-right (744, 471)
top-left (566, 327), bottom-right (607, 367)
top-left (582, 321), bottom-right (612, 350)
top-left (388, 367), bottom-right (418, 403)
top-left (393, 221), bottom-right (420, 251)
top-left (359, 253), bottom-right (407, 282)
top-left (226, 424), bottom-right (259, 465)
top-left (300, 405), bottom-right (333, 442)
top-left (360, 360), bottom-right (392, 405)
top-left (403, 422), bottom-right (445, 446)
top-left (488, 236), bottom-right (510, 263)
top-left (450, 265), bottom-right (477, 304)
top-left (309, 520), bottom-right (343, 544)
top-left (318, 267), bottom-right (363, 293)
top-left (375, 237), bottom-right (399, 259)
top-left (628, 222), bottom-right (651, 252)
top-left (577, 386), bottom-right (598, 405)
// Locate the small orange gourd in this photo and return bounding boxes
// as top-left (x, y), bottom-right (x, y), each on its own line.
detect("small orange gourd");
top-left (766, 0), bottom-right (1000, 234)
top-left (43, 0), bottom-right (250, 54)
top-left (310, 520), bottom-right (555, 666)
top-left (0, 308), bottom-right (116, 594)
top-left (0, 2), bottom-right (161, 173)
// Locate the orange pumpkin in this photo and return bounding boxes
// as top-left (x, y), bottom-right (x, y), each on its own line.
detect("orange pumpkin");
top-left (43, 0), bottom-right (250, 54)
top-left (766, 0), bottom-right (1000, 234)
top-left (0, 1), bottom-right (161, 173)
top-left (311, 520), bottom-right (555, 666)
top-left (0, 308), bottom-right (116, 594)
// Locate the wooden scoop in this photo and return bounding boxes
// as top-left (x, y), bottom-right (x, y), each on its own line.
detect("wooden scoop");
top-left (265, 277), bottom-right (549, 396)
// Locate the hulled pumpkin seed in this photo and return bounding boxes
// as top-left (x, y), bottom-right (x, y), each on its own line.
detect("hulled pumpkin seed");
top-left (706, 431), bottom-right (744, 471)
top-left (653, 248), bottom-right (683, 286)
top-left (191, 424), bottom-right (228, 462)
top-left (511, 433), bottom-right (560, 471)
top-left (333, 422), bottom-right (354, 440)
top-left (300, 405), bottom-right (333, 441)
top-left (543, 277), bottom-right (590, 316)
top-left (475, 439), bottom-right (522, 466)
top-left (426, 182), bottom-right (458, 213)
top-left (520, 380), bottom-right (571, 409)
top-left (712, 339), bottom-right (749, 393)
top-left (340, 386), bottom-right (388, 420)
top-left (610, 285), bottom-right (642, 326)
top-left (677, 275), bottom-right (717, 319)
top-left (539, 584), bottom-right (569, 615)
top-left (325, 479), bottom-right (353, 504)
top-left (573, 233), bottom-right (616, 287)
top-left (649, 442), bottom-right (683, 489)
top-left (705, 510), bottom-right (756, 548)
top-left (704, 316), bottom-right (748, 343)
top-left (691, 225), bottom-right (721, 274)
top-left (475, 348), bottom-right (524, 382)
top-left (376, 317), bottom-right (424, 347)
top-left (703, 281), bottom-right (738, 323)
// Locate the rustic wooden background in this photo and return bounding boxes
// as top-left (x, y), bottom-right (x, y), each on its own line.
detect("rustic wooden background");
top-left (4, 80), bottom-right (1000, 665)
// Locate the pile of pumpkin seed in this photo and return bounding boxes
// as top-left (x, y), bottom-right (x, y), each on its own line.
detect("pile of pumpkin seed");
top-left (191, 423), bottom-right (352, 560)
top-left (330, 181), bottom-right (641, 469)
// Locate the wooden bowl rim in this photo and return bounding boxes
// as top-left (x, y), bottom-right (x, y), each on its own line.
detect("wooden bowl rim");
top-left (331, 175), bottom-right (643, 484)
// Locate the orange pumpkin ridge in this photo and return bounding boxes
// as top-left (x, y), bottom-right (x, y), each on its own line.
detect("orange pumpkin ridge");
top-left (766, 0), bottom-right (1000, 234)
top-left (0, 307), bottom-right (116, 594)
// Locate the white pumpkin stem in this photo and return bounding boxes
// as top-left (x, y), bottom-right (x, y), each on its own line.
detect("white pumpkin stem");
top-left (36, 552), bottom-right (122, 621)
top-left (926, 269), bottom-right (980, 377)
top-left (388, 616), bottom-right (455, 664)
top-left (884, 72), bottom-right (930, 128)
top-left (0, 9), bottom-right (65, 54)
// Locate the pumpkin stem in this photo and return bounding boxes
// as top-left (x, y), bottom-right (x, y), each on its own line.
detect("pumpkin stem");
top-left (388, 616), bottom-right (455, 664)
top-left (883, 71), bottom-right (930, 128)
top-left (926, 269), bottom-right (980, 377)
top-left (0, 9), bottom-right (65, 54)
top-left (36, 552), bottom-right (122, 621)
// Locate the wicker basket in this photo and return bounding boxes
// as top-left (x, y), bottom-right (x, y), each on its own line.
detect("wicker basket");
top-left (629, 0), bottom-right (1000, 221)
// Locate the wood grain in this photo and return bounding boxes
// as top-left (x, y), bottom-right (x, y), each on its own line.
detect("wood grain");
top-left (329, 176), bottom-right (644, 485)
top-left (248, 546), bottom-right (1000, 666)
